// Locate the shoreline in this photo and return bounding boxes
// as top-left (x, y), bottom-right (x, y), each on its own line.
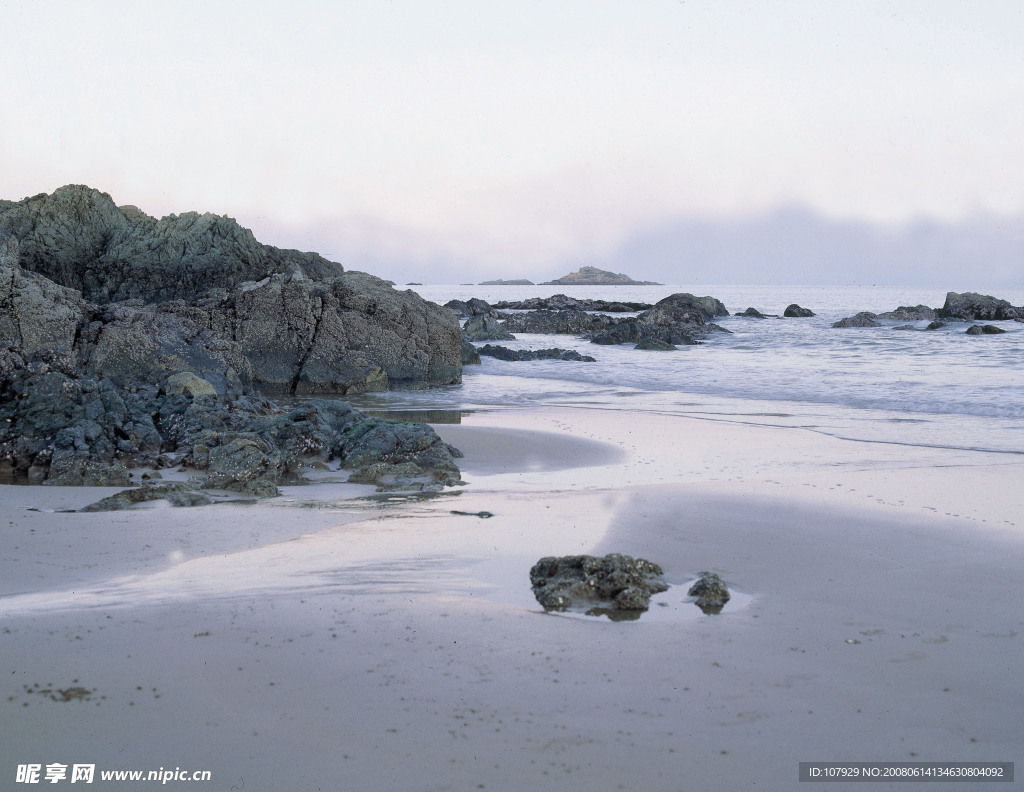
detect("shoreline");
top-left (2, 404), bottom-right (1022, 790)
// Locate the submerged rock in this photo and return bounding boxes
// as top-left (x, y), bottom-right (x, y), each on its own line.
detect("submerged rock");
top-left (784, 304), bottom-right (815, 317)
top-left (81, 482), bottom-right (214, 512)
top-left (477, 345), bottom-right (596, 362)
top-left (492, 294), bottom-right (652, 312)
top-left (529, 554), bottom-right (669, 614)
top-left (832, 312), bottom-right (881, 328)
top-left (462, 315), bottom-right (515, 342)
top-left (877, 305), bottom-right (936, 321)
top-left (965, 324), bottom-right (1007, 335)
top-left (688, 571), bottom-right (731, 614)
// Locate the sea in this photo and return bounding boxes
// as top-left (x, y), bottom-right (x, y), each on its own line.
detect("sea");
top-left (347, 284), bottom-right (1024, 457)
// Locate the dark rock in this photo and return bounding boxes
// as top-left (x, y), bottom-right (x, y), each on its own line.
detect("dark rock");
top-left (878, 305), bottom-right (936, 321)
top-left (892, 325), bottom-right (917, 331)
top-left (492, 294), bottom-right (652, 312)
top-left (688, 571), bottom-right (731, 614)
top-left (965, 324), bottom-right (1007, 335)
top-left (832, 312), bottom-right (881, 328)
top-left (80, 482), bottom-right (214, 511)
top-left (784, 304), bottom-right (815, 317)
top-left (736, 307), bottom-right (767, 318)
top-left (461, 315), bottom-right (515, 342)
top-left (634, 338), bottom-right (676, 350)
top-left (938, 292), bottom-right (1024, 321)
top-left (639, 293), bottom-right (728, 326)
top-left (477, 344), bottom-right (596, 362)
top-left (445, 298), bottom-right (500, 318)
top-left (462, 340), bottom-right (481, 365)
top-left (529, 554), bottom-right (669, 614)
top-left (1, 186), bottom-right (463, 394)
top-left (925, 321), bottom-right (947, 330)
top-left (501, 309), bottom-right (618, 335)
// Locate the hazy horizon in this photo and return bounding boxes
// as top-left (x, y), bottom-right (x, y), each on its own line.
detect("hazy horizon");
top-left (3, 1), bottom-right (1022, 289)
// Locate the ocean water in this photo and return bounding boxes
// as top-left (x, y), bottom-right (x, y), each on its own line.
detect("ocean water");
top-left (352, 284), bottom-right (1024, 456)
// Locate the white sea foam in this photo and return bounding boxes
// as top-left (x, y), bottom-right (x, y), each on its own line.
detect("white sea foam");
top-left (360, 284), bottom-right (1024, 455)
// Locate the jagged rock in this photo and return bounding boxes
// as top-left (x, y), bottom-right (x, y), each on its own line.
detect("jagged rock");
top-left (162, 372), bottom-right (219, 399)
top-left (833, 312), bottom-right (881, 328)
top-left (445, 298), bottom-right (500, 318)
top-left (477, 344), bottom-right (596, 362)
top-left (736, 307), bottom-right (767, 318)
top-left (965, 324), bottom-right (1007, 335)
top-left (80, 482), bottom-right (214, 511)
top-left (462, 340), bottom-right (481, 365)
top-left (878, 305), bottom-right (936, 321)
top-left (529, 554), bottom-right (669, 614)
top-left (0, 233), bottom-right (87, 362)
top-left (461, 315), bottom-right (515, 342)
top-left (784, 304), bottom-right (815, 317)
top-left (492, 294), bottom-right (652, 312)
top-left (224, 270), bottom-right (461, 393)
top-left (1, 186), bottom-right (462, 394)
top-left (688, 571), bottom-right (730, 614)
top-left (639, 293), bottom-right (728, 327)
top-left (634, 338), bottom-right (676, 350)
top-left (938, 292), bottom-right (1024, 321)
top-left (501, 309), bottom-right (617, 335)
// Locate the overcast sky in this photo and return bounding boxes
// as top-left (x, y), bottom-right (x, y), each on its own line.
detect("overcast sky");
top-left (2, 1), bottom-right (1022, 285)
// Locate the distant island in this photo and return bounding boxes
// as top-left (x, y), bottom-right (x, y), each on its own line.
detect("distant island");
top-left (479, 278), bottom-right (534, 285)
top-left (542, 266), bottom-right (661, 286)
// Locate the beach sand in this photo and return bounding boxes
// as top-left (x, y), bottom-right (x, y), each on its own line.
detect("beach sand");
top-left (1, 406), bottom-right (1021, 790)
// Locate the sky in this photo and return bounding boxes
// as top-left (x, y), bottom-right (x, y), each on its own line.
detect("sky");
top-left (2, 0), bottom-right (1022, 286)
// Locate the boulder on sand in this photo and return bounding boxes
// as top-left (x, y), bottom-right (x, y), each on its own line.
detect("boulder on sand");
top-left (529, 554), bottom-right (669, 617)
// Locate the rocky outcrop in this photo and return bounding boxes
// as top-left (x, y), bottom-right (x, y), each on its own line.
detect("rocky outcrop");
top-left (542, 266), bottom-right (660, 286)
top-left (81, 482), bottom-right (214, 511)
top-left (938, 292), bottom-right (1024, 321)
top-left (445, 298), bottom-right (500, 318)
top-left (492, 294), bottom-right (652, 312)
top-left (833, 312), bottom-right (881, 328)
top-left (1, 186), bottom-right (462, 394)
top-left (221, 270), bottom-right (461, 393)
top-left (965, 324), bottom-right (1007, 335)
top-left (784, 304), bottom-right (815, 317)
top-left (638, 293), bottom-right (728, 326)
top-left (736, 307), bottom-right (769, 318)
top-left (688, 572), bottom-right (731, 614)
top-left (634, 338), bottom-right (676, 350)
top-left (501, 309), bottom-right (618, 335)
top-left (461, 340), bottom-right (482, 365)
top-left (529, 554), bottom-right (669, 616)
top-left (477, 344), bottom-right (596, 362)
top-left (0, 185), bottom-right (343, 303)
top-left (1, 187), bottom-right (466, 493)
top-left (461, 315), bottom-right (515, 342)
top-left (0, 365), bottom-right (463, 492)
top-left (479, 278), bottom-right (533, 285)
top-left (877, 305), bottom-right (936, 321)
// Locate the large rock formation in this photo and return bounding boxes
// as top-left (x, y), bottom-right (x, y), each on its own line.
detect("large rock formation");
top-left (937, 292), bottom-right (1024, 321)
top-left (0, 186), bottom-right (462, 394)
top-left (0, 188), bottom-right (465, 492)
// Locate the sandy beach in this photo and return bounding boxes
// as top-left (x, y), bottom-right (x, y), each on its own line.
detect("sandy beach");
top-left (2, 405), bottom-right (1021, 791)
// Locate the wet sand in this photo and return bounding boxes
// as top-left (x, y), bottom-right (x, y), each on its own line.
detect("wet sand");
top-left (1, 406), bottom-right (1021, 790)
